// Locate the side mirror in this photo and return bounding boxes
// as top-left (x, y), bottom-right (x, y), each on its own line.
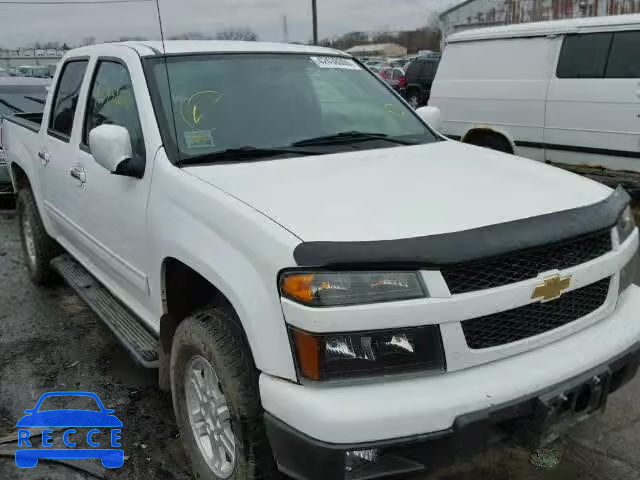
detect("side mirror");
top-left (416, 106), bottom-right (443, 132)
top-left (89, 124), bottom-right (143, 178)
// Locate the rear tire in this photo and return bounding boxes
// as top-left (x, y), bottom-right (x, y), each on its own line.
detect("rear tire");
top-left (17, 188), bottom-right (61, 285)
top-left (465, 132), bottom-right (513, 154)
top-left (406, 89), bottom-right (422, 109)
top-left (170, 307), bottom-right (275, 480)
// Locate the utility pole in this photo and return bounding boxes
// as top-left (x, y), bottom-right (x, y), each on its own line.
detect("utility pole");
top-left (283, 15), bottom-right (289, 43)
top-left (312, 0), bottom-right (318, 45)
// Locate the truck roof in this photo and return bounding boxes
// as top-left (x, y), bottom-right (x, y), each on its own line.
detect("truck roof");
top-left (68, 40), bottom-right (344, 58)
top-left (447, 13), bottom-right (640, 43)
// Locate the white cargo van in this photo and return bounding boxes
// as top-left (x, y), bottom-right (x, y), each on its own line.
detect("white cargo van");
top-left (429, 14), bottom-right (640, 192)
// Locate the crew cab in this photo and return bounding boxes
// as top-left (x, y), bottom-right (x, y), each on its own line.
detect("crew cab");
top-left (3, 41), bottom-right (640, 480)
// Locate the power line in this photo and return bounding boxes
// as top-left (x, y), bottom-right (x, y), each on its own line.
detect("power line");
top-left (0, 0), bottom-right (153, 4)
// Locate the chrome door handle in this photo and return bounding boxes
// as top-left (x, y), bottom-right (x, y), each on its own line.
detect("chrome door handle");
top-left (69, 165), bottom-right (86, 185)
top-left (38, 151), bottom-right (50, 166)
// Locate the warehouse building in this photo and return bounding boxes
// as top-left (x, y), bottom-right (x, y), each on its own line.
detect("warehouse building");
top-left (440, 0), bottom-right (640, 38)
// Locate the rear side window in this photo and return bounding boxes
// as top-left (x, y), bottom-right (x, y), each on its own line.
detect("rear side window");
top-left (420, 61), bottom-right (438, 79)
top-left (84, 61), bottom-right (145, 157)
top-left (556, 33), bottom-right (612, 78)
top-left (49, 60), bottom-right (88, 139)
top-left (605, 31), bottom-right (640, 78)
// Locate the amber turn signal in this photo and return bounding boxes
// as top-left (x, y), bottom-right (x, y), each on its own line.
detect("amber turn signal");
top-left (280, 273), bottom-right (316, 304)
top-left (291, 329), bottom-right (321, 381)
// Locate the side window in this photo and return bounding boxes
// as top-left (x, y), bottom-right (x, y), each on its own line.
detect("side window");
top-left (405, 61), bottom-right (421, 79)
top-left (48, 60), bottom-right (88, 139)
top-left (556, 33), bottom-right (612, 78)
top-left (605, 31), bottom-right (640, 78)
top-left (84, 61), bottom-right (145, 157)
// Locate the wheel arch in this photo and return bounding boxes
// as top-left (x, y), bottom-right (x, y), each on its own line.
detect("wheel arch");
top-left (158, 255), bottom-right (296, 390)
top-left (9, 161), bottom-right (31, 191)
top-left (461, 126), bottom-right (515, 153)
top-left (159, 256), bottom-right (240, 390)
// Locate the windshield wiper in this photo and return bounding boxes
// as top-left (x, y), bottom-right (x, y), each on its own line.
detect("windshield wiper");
top-left (292, 131), bottom-right (418, 147)
top-left (177, 146), bottom-right (323, 166)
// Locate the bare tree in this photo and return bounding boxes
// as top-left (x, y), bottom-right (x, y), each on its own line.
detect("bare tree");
top-left (168, 31), bottom-right (214, 40)
top-left (330, 31), bottom-right (369, 51)
top-left (117, 36), bottom-right (146, 42)
top-left (80, 36), bottom-right (96, 47)
top-left (215, 28), bottom-right (258, 41)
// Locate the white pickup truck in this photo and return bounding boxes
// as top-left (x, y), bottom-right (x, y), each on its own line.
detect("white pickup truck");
top-left (3, 41), bottom-right (640, 480)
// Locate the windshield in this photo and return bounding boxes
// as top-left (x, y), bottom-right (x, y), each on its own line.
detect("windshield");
top-left (145, 53), bottom-right (437, 163)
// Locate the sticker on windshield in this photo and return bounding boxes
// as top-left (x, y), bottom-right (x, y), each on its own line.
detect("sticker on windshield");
top-left (310, 56), bottom-right (361, 70)
top-left (184, 130), bottom-right (215, 149)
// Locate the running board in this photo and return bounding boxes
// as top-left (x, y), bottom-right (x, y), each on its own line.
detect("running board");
top-left (51, 254), bottom-right (159, 368)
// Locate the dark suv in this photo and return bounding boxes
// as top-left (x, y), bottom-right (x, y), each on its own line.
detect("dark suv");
top-left (404, 57), bottom-right (440, 108)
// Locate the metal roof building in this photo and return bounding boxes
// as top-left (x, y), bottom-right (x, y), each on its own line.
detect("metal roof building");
top-left (440, 0), bottom-right (640, 38)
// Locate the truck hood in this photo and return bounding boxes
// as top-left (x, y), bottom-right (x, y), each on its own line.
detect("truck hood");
top-left (184, 141), bottom-right (612, 242)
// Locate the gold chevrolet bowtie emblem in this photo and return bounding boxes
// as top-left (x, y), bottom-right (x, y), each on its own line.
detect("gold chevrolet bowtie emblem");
top-left (532, 274), bottom-right (571, 302)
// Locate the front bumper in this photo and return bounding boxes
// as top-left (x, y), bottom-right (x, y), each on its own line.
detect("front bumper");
top-left (265, 341), bottom-right (640, 480)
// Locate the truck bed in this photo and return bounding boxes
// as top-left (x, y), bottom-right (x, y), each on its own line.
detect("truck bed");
top-left (2, 112), bottom-right (44, 133)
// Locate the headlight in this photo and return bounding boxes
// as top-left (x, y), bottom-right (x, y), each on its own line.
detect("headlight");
top-left (290, 326), bottom-right (445, 380)
top-left (617, 206), bottom-right (636, 244)
top-left (279, 271), bottom-right (426, 307)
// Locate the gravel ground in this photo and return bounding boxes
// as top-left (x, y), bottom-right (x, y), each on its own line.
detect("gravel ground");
top-left (1, 204), bottom-right (640, 480)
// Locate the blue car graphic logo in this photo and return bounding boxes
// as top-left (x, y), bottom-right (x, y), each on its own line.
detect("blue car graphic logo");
top-left (15, 391), bottom-right (124, 469)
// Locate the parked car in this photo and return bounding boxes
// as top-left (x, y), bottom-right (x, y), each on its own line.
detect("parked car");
top-left (0, 77), bottom-right (49, 195)
top-left (4, 41), bottom-right (640, 480)
top-left (379, 66), bottom-right (407, 93)
top-left (404, 56), bottom-right (440, 108)
top-left (388, 57), bottom-right (410, 69)
top-left (429, 14), bottom-right (640, 192)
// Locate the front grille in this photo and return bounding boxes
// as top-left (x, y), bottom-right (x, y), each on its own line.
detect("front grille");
top-left (441, 230), bottom-right (612, 294)
top-left (461, 277), bottom-right (611, 349)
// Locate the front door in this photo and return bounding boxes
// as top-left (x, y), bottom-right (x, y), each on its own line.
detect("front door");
top-left (69, 58), bottom-right (154, 322)
top-left (545, 30), bottom-right (640, 177)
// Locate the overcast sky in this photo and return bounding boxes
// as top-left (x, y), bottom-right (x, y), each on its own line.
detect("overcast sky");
top-left (0, 0), bottom-right (456, 48)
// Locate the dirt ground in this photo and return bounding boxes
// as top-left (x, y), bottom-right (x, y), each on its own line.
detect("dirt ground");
top-left (1, 204), bottom-right (640, 480)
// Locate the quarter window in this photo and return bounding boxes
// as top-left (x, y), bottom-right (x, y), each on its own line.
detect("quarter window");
top-left (556, 33), bottom-right (612, 78)
top-left (49, 60), bottom-right (88, 139)
top-left (84, 61), bottom-right (144, 157)
top-left (605, 31), bottom-right (640, 78)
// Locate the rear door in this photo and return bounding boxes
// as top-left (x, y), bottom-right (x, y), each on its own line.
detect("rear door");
top-left (39, 58), bottom-right (90, 242)
top-left (545, 30), bottom-right (640, 174)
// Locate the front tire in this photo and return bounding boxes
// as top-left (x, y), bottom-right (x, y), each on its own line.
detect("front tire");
top-left (17, 188), bottom-right (60, 285)
top-left (170, 308), bottom-right (274, 480)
